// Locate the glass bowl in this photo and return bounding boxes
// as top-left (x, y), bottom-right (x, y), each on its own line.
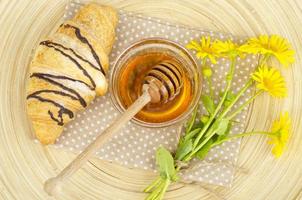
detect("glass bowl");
top-left (110, 38), bottom-right (201, 127)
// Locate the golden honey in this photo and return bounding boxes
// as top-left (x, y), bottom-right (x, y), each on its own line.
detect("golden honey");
top-left (117, 52), bottom-right (193, 123)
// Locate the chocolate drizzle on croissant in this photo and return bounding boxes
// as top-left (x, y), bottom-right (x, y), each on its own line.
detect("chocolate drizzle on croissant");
top-left (26, 3), bottom-right (118, 144)
top-left (41, 40), bottom-right (101, 73)
top-left (61, 24), bottom-right (106, 75)
top-left (27, 38), bottom-right (98, 126)
top-left (29, 72), bottom-right (88, 107)
top-left (39, 40), bottom-right (97, 89)
top-left (27, 93), bottom-right (74, 126)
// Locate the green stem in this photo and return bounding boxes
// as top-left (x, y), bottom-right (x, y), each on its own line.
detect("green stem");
top-left (185, 106), bottom-right (198, 133)
top-left (144, 177), bottom-right (162, 192)
top-left (202, 58), bottom-right (214, 99)
top-left (145, 180), bottom-right (165, 200)
top-left (227, 90), bottom-right (263, 120)
top-left (207, 77), bottom-right (214, 99)
top-left (185, 57), bottom-right (236, 161)
top-left (202, 58), bottom-right (207, 66)
top-left (184, 126), bottom-right (216, 162)
top-left (186, 62), bottom-right (251, 160)
top-left (211, 131), bottom-right (272, 147)
top-left (157, 179), bottom-right (171, 200)
top-left (224, 53), bottom-right (267, 120)
top-left (219, 79), bottom-right (253, 119)
top-left (259, 54), bottom-right (270, 66)
top-left (186, 60), bottom-right (261, 161)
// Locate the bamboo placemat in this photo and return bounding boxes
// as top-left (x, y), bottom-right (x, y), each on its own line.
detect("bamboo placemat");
top-left (0, 0), bottom-right (302, 199)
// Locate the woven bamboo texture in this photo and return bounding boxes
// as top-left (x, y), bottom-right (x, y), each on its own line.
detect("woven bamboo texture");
top-left (0, 0), bottom-right (302, 199)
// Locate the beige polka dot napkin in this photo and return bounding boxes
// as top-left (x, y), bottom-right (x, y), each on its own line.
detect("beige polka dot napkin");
top-left (50, 0), bottom-right (258, 187)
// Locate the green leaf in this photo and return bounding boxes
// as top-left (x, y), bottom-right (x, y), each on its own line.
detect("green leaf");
top-left (219, 91), bottom-right (224, 98)
top-left (200, 115), bottom-right (209, 124)
top-left (226, 91), bottom-right (236, 100)
top-left (224, 121), bottom-right (232, 136)
top-left (195, 139), bottom-right (214, 160)
top-left (175, 139), bottom-right (193, 161)
top-left (224, 91), bottom-right (236, 107)
top-left (223, 100), bottom-right (231, 107)
top-left (220, 91), bottom-right (235, 99)
top-left (193, 121), bottom-right (204, 129)
top-left (156, 147), bottom-right (178, 181)
top-left (212, 118), bottom-right (230, 136)
top-left (184, 128), bottom-right (201, 141)
top-left (216, 122), bottom-right (233, 142)
top-left (201, 95), bottom-right (215, 115)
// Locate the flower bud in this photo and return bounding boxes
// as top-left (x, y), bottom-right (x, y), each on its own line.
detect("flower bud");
top-left (202, 67), bottom-right (212, 77)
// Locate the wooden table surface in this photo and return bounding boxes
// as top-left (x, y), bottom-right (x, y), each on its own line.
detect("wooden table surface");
top-left (0, 0), bottom-right (302, 199)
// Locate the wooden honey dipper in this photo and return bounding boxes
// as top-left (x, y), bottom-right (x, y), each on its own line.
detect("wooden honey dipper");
top-left (144, 61), bottom-right (183, 103)
top-left (44, 60), bottom-right (183, 196)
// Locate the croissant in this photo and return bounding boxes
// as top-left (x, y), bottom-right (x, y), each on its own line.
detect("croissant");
top-left (26, 3), bottom-right (118, 144)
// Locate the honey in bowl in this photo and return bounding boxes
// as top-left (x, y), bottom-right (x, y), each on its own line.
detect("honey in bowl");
top-left (118, 52), bottom-right (193, 123)
top-left (110, 38), bottom-right (201, 127)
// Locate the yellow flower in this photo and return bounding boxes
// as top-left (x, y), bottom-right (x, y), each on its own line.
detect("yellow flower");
top-left (212, 39), bottom-right (245, 58)
top-left (186, 37), bottom-right (219, 64)
top-left (252, 65), bottom-right (287, 97)
top-left (242, 35), bottom-right (295, 67)
top-left (268, 112), bottom-right (291, 158)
